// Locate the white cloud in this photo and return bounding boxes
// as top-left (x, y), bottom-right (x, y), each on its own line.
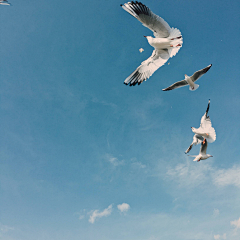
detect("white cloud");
top-left (214, 233), bottom-right (226, 239)
top-left (166, 162), bottom-right (212, 188)
top-left (231, 217), bottom-right (240, 229)
top-left (89, 204), bottom-right (113, 224)
top-left (105, 154), bottom-right (124, 167)
top-left (117, 203), bottom-right (130, 213)
top-left (213, 166), bottom-right (240, 187)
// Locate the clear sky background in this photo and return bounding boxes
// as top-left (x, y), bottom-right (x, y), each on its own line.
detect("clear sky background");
top-left (0, 0), bottom-right (240, 239)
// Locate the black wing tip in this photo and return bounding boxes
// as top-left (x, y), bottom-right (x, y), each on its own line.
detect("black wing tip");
top-left (162, 88), bottom-right (171, 91)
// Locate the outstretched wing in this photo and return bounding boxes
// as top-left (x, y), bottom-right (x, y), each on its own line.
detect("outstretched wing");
top-left (162, 79), bottom-right (188, 91)
top-left (198, 100), bottom-right (216, 143)
top-left (200, 113), bottom-right (213, 130)
top-left (124, 49), bottom-right (169, 86)
top-left (191, 64), bottom-right (212, 82)
top-left (121, 1), bottom-right (171, 38)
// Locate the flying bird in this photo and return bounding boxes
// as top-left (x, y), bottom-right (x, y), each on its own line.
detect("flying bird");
top-left (0, 0), bottom-right (11, 5)
top-left (121, 1), bottom-right (183, 86)
top-left (139, 48), bottom-right (144, 53)
top-left (185, 99), bottom-right (216, 154)
top-left (188, 140), bottom-right (213, 162)
top-left (162, 64), bottom-right (212, 91)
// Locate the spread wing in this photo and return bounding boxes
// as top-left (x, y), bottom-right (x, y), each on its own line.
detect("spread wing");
top-left (191, 64), bottom-right (212, 82)
top-left (121, 1), bottom-right (171, 38)
top-left (198, 100), bottom-right (216, 143)
top-left (124, 49), bottom-right (169, 86)
top-left (162, 79), bottom-right (188, 91)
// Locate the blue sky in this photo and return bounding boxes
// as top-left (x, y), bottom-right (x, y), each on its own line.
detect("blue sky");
top-left (0, 0), bottom-right (240, 239)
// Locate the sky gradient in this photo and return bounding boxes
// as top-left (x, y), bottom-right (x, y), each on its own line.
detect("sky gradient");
top-left (1, 0), bottom-right (240, 239)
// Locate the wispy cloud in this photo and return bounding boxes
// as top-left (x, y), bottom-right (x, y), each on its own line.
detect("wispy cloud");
top-left (166, 162), bottom-right (240, 190)
top-left (0, 223), bottom-right (14, 233)
top-left (213, 208), bottom-right (220, 217)
top-left (105, 154), bottom-right (124, 167)
top-left (213, 166), bottom-right (240, 187)
top-left (166, 161), bottom-right (212, 188)
top-left (213, 233), bottom-right (226, 239)
top-left (89, 204), bottom-right (113, 224)
top-left (117, 203), bottom-right (130, 213)
top-left (231, 217), bottom-right (240, 235)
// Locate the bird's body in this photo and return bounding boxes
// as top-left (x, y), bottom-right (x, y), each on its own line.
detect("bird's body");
top-left (185, 100), bottom-right (216, 154)
top-left (162, 64), bottom-right (212, 91)
top-left (121, 1), bottom-right (182, 86)
top-left (188, 140), bottom-right (213, 162)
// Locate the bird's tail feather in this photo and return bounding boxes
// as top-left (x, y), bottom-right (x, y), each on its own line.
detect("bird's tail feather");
top-left (189, 83), bottom-right (199, 91)
top-left (168, 28), bottom-right (183, 58)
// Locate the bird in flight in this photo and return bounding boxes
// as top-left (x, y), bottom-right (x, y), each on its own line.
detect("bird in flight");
top-left (185, 99), bottom-right (216, 154)
top-left (188, 140), bottom-right (213, 162)
top-left (162, 64), bottom-right (212, 91)
top-left (121, 1), bottom-right (183, 86)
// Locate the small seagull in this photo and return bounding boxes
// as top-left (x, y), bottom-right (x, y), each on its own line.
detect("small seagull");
top-left (0, 0), bottom-right (11, 5)
top-left (162, 64), bottom-right (212, 91)
top-left (121, 1), bottom-right (183, 86)
top-left (188, 140), bottom-right (213, 162)
top-left (185, 99), bottom-right (216, 154)
top-left (139, 48), bottom-right (144, 53)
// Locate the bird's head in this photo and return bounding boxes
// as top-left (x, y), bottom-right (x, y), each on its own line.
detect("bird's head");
top-left (144, 36), bottom-right (153, 43)
top-left (191, 127), bottom-right (197, 133)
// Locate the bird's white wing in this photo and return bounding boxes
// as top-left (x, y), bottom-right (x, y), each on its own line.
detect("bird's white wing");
top-left (124, 49), bottom-right (169, 86)
top-left (199, 113), bottom-right (216, 143)
top-left (121, 1), bottom-right (171, 38)
top-left (191, 64), bottom-right (212, 82)
top-left (162, 79), bottom-right (188, 91)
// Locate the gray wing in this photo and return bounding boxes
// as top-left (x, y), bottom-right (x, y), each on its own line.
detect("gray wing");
top-left (191, 64), bottom-right (212, 82)
top-left (124, 49), bottom-right (169, 86)
top-left (121, 1), bottom-right (171, 38)
top-left (162, 79), bottom-right (188, 91)
top-left (200, 140), bottom-right (208, 155)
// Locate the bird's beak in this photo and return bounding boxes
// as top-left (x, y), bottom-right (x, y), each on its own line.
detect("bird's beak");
top-left (210, 155), bottom-right (213, 157)
top-left (144, 36), bottom-right (146, 38)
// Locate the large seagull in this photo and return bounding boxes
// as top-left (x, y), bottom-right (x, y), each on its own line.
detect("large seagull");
top-left (121, 1), bottom-right (183, 86)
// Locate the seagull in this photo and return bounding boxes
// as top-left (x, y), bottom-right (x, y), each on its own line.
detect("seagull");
top-left (0, 0), bottom-right (11, 5)
top-left (185, 99), bottom-right (216, 154)
top-left (121, 1), bottom-right (183, 86)
top-left (162, 64), bottom-right (212, 91)
top-left (188, 140), bottom-right (213, 162)
top-left (139, 48), bottom-right (144, 53)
